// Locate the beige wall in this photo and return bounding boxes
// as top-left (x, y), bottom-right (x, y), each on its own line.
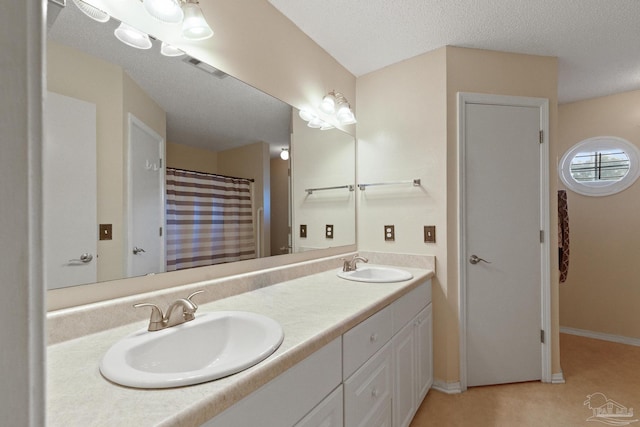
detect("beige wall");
top-left (558, 90), bottom-right (640, 339)
top-left (47, 41), bottom-right (166, 282)
top-left (218, 142), bottom-right (271, 257)
top-left (357, 46), bottom-right (560, 384)
top-left (166, 142), bottom-right (218, 174)
top-left (270, 157), bottom-right (290, 256)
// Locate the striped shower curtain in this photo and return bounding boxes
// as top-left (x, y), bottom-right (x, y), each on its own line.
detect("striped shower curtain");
top-left (166, 168), bottom-right (256, 271)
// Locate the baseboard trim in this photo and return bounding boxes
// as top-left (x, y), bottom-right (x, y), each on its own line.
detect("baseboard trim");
top-left (432, 380), bottom-right (462, 394)
top-left (560, 327), bottom-right (640, 347)
top-left (551, 371), bottom-right (565, 384)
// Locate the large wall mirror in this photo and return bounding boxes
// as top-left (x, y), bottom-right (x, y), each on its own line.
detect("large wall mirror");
top-left (45, 0), bottom-right (356, 299)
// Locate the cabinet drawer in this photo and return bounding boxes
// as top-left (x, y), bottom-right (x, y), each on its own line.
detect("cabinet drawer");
top-left (392, 280), bottom-right (431, 335)
top-left (295, 385), bottom-right (343, 427)
top-left (344, 342), bottom-right (392, 427)
top-left (343, 305), bottom-right (392, 379)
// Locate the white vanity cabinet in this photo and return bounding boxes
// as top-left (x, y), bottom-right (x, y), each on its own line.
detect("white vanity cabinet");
top-left (204, 280), bottom-right (432, 427)
top-left (392, 285), bottom-right (433, 427)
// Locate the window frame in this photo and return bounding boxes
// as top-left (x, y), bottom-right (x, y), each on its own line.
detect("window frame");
top-left (559, 136), bottom-right (640, 197)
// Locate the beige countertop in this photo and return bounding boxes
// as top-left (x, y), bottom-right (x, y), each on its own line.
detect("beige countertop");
top-left (47, 265), bottom-right (433, 427)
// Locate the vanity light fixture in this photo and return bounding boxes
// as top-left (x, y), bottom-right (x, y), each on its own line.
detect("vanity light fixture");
top-left (72, 0), bottom-right (110, 23)
top-left (280, 148), bottom-right (290, 161)
top-left (114, 22), bottom-right (153, 49)
top-left (143, 0), bottom-right (184, 24)
top-left (298, 91), bottom-right (357, 130)
top-left (181, 0), bottom-right (214, 40)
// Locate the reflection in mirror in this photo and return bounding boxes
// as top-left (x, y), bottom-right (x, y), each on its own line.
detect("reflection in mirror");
top-left (44, 0), bottom-right (356, 293)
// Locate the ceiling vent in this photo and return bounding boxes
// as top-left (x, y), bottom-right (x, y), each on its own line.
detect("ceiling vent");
top-left (183, 57), bottom-right (228, 79)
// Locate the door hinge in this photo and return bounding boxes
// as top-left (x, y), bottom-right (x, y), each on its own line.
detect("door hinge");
top-left (159, 158), bottom-right (163, 168)
top-left (541, 329), bottom-right (545, 343)
top-left (540, 230), bottom-right (544, 243)
top-left (539, 130), bottom-right (544, 144)
top-left (159, 227), bottom-right (163, 237)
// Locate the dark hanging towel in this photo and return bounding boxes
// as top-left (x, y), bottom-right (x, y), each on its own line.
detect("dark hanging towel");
top-left (558, 190), bottom-right (570, 283)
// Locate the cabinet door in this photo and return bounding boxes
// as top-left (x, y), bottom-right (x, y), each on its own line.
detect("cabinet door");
top-left (416, 304), bottom-right (433, 403)
top-left (392, 320), bottom-right (417, 427)
top-left (295, 386), bottom-right (343, 427)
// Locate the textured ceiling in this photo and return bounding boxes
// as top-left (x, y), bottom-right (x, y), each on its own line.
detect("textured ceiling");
top-left (47, 2), bottom-right (292, 156)
top-left (268, 0), bottom-right (640, 103)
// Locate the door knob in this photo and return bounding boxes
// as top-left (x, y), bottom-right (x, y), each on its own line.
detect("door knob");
top-left (69, 253), bottom-right (93, 263)
top-left (133, 246), bottom-right (146, 255)
top-left (469, 254), bottom-right (491, 265)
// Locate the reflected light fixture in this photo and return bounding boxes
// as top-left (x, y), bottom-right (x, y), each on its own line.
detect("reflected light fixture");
top-left (160, 41), bottom-right (185, 57)
top-left (182, 0), bottom-right (214, 40)
top-left (298, 90), bottom-right (357, 130)
top-left (280, 148), bottom-right (290, 161)
top-left (72, 0), bottom-right (110, 23)
top-left (114, 22), bottom-right (153, 49)
top-left (143, 0), bottom-right (184, 24)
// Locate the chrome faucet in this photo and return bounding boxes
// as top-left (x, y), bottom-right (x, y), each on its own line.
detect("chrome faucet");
top-left (342, 255), bottom-right (369, 272)
top-left (134, 290), bottom-right (204, 331)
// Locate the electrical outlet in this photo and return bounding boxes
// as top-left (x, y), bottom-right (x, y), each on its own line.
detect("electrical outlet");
top-left (325, 224), bottom-right (334, 239)
top-left (384, 225), bottom-right (395, 241)
top-left (424, 225), bottom-right (436, 243)
top-left (300, 224), bottom-right (307, 238)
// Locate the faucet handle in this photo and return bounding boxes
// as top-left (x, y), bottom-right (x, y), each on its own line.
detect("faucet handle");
top-left (186, 290), bottom-right (204, 310)
top-left (134, 303), bottom-right (164, 331)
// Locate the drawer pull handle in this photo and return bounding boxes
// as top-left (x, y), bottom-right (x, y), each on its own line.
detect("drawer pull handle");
top-left (371, 388), bottom-right (379, 398)
top-left (370, 333), bottom-right (378, 343)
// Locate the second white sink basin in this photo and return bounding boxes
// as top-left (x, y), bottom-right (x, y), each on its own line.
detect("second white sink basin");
top-left (337, 265), bottom-right (413, 283)
top-left (100, 311), bottom-right (284, 389)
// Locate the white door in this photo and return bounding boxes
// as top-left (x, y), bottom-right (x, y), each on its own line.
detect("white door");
top-left (460, 94), bottom-right (550, 387)
top-left (126, 114), bottom-right (165, 277)
top-left (43, 92), bottom-right (97, 289)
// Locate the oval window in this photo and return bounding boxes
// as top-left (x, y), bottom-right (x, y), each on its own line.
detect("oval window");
top-left (559, 136), bottom-right (640, 196)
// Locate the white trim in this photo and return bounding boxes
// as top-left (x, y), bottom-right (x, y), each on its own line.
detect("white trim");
top-left (551, 371), bottom-right (566, 384)
top-left (458, 93), bottom-right (552, 391)
top-left (560, 327), bottom-right (640, 347)
top-left (431, 380), bottom-right (463, 394)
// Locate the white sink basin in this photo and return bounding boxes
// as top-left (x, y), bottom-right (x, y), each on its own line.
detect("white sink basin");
top-left (100, 311), bottom-right (284, 389)
top-left (337, 266), bottom-right (413, 283)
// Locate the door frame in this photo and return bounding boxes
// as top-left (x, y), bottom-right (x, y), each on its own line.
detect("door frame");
top-left (125, 113), bottom-right (166, 277)
top-left (457, 92), bottom-right (551, 391)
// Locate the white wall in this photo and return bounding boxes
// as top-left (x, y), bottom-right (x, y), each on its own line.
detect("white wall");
top-left (0, 1), bottom-right (45, 425)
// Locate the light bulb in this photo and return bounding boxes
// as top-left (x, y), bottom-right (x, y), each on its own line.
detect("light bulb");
top-left (182, 1), bottom-right (214, 40)
top-left (298, 109), bottom-right (315, 122)
top-left (280, 149), bottom-right (289, 161)
top-left (319, 93), bottom-right (336, 114)
top-left (144, 0), bottom-right (184, 24)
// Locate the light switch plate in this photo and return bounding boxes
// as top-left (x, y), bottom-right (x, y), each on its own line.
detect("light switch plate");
top-left (384, 225), bottom-right (395, 241)
top-left (325, 224), bottom-right (334, 239)
top-left (424, 225), bottom-right (436, 243)
top-left (99, 224), bottom-right (113, 241)
top-left (300, 224), bottom-right (307, 238)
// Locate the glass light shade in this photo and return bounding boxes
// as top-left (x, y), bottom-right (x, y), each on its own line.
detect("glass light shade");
top-left (144, 0), bottom-right (184, 23)
top-left (320, 122), bottom-right (335, 130)
top-left (319, 93), bottom-right (336, 114)
top-left (72, 0), bottom-right (110, 23)
top-left (307, 117), bottom-right (324, 129)
top-left (280, 149), bottom-right (290, 161)
top-left (182, 2), bottom-right (214, 40)
top-left (160, 41), bottom-right (185, 57)
top-left (298, 109), bottom-right (315, 122)
top-left (336, 103), bottom-right (356, 125)
top-left (114, 23), bottom-right (153, 50)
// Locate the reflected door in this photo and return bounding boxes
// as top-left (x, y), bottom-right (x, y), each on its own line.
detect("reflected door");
top-left (126, 114), bottom-right (165, 277)
top-left (43, 92), bottom-right (98, 289)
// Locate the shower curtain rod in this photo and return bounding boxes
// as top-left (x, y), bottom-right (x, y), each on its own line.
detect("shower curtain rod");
top-left (166, 167), bottom-right (255, 182)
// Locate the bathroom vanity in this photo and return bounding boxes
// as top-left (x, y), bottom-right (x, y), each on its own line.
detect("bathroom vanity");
top-left (47, 258), bottom-right (434, 427)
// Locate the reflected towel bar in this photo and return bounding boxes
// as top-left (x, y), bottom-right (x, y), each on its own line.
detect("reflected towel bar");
top-left (358, 179), bottom-right (421, 191)
top-left (305, 184), bottom-right (355, 195)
